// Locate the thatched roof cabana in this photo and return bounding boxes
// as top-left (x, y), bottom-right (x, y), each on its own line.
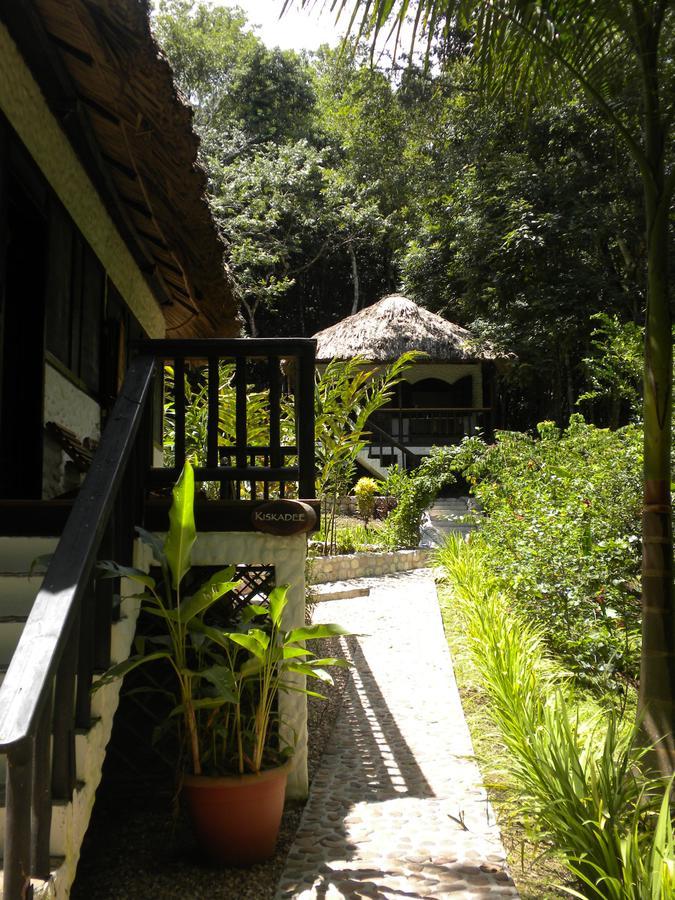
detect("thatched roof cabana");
top-left (3, 0), bottom-right (238, 337)
top-left (313, 295), bottom-right (494, 363)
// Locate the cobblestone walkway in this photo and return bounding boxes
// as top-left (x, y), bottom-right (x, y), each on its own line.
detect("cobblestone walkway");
top-left (276, 570), bottom-right (519, 899)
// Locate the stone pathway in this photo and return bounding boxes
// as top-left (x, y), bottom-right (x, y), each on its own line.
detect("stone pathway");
top-left (276, 570), bottom-right (518, 899)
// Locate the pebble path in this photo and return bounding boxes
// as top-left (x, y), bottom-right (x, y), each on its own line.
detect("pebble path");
top-left (276, 570), bottom-right (519, 899)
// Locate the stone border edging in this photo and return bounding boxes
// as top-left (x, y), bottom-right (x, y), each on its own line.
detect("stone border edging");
top-left (307, 548), bottom-right (430, 584)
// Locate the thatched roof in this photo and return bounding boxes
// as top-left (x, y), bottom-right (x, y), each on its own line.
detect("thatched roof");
top-left (3, 0), bottom-right (239, 337)
top-left (313, 295), bottom-right (495, 363)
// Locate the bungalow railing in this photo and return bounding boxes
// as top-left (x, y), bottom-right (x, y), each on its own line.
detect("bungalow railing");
top-left (0, 338), bottom-right (316, 897)
top-left (366, 419), bottom-right (419, 472)
top-left (370, 406), bottom-right (491, 446)
top-left (140, 338), bottom-right (316, 500)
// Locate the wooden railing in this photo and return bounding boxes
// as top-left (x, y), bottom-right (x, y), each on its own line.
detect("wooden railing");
top-left (366, 419), bottom-right (419, 471)
top-left (0, 337), bottom-right (317, 896)
top-left (140, 338), bottom-right (316, 500)
top-left (371, 406), bottom-right (490, 446)
top-left (0, 355), bottom-right (156, 899)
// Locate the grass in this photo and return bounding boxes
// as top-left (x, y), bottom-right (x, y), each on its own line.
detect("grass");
top-left (437, 580), bottom-right (575, 900)
top-left (312, 516), bottom-right (388, 555)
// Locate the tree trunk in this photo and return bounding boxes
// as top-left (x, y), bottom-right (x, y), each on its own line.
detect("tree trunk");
top-left (349, 243), bottom-right (360, 315)
top-left (241, 297), bottom-right (258, 337)
top-left (638, 181), bottom-right (673, 776)
top-left (636, 22), bottom-right (674, 772)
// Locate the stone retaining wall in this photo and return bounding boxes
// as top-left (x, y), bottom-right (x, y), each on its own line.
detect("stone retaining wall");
top-left (308, 548), bottom-right (430, 583)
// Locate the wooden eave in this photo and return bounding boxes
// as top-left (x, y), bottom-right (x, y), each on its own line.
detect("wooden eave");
top-left (1, 0), bottom-right (239, 338)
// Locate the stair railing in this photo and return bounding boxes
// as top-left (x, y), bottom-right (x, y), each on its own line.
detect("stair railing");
top-left (0, 355), bottom-right (156, 899)
top-left (366, 419), bottom-right (419, 472)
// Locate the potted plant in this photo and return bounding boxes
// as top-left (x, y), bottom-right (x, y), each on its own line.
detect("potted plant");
top-left (94, 461), bottom-right (351, 865)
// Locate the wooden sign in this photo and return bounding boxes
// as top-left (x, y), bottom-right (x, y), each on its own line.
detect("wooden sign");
top-left (251, 500), bottom-right (317, 536)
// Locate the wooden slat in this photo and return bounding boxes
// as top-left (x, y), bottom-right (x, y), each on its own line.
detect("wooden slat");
top-left (31, 687), bottom-right (54, 879)
top-left (4, 741), bottom-right (32, 899)
top-left (268, 355), bottom-right (282, 471)
top-left (207, 357), bottom-right (219, 469)
top-left (235, 357), bottom-right (247, 472)
top-left (51, 623), bottom-right (78, 800)
top-left (173, 356), bottom-right (186, 470)
top-left (297, 347), bottom-right (316, 499)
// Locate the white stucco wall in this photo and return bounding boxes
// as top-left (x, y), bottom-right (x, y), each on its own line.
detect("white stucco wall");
top-left (42, 365), bottom-right (102, 498)
top-left (189, 531), bottom-right (310, 799)
top-left (0, 22), bottom-right (165, 340)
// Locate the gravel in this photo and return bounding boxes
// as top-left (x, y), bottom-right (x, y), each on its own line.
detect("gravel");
top-left (71, 635), bottom-right (350, 900)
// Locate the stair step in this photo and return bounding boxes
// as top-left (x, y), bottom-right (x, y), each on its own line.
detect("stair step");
top-left (311, 582), bottom-right (371, 602)
top-left (0, 537), bottom-right (58, 574)
top-left (0, 574), bottom-right (44, 615)
top-left (0, 618), bottom-right (28, 667)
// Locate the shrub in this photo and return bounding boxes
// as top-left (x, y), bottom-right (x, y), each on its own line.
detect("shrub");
top-left (383, 447), bottom-right (457, 548)
top-left (452, 416), bottom-right (643, 691)
top-left (437, 536), bottom-right (674, 898)
top-left (354, 477), bottom-right (378, 526)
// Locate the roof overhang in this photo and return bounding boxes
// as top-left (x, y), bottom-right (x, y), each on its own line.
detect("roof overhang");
top-left (1, 0), bottom-right (239, 338)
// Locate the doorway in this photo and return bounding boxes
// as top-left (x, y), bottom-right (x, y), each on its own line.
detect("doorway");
top-left (0, 175), bottom-right (47, 498)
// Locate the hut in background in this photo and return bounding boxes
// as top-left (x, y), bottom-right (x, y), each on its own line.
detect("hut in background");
top-left (313, 295), bottom-right (498, 475)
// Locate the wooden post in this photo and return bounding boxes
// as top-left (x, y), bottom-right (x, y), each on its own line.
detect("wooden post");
top-left (297, 346), bottom-right (315, 499)
top-left (31, 689), bottom-right (54, 879)
top-left (5, 740), bottom-right (33, 899)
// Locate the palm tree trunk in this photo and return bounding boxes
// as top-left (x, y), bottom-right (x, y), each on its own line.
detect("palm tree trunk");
top-left (637, 55), bottom-right (674, 773)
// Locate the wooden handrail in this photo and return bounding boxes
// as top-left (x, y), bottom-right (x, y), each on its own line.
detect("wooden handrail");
top-left (0, 355), bottom-right (155, 751)
top-left (0, 355), bottom-right (155, 898)
top-left (366, 419), bottom-right (419, 470)
top-left (376, 406), bottom-right (491, 413)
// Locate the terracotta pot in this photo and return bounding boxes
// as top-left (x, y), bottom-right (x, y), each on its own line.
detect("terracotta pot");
top-left (182, 760), bottom-right (292, 866)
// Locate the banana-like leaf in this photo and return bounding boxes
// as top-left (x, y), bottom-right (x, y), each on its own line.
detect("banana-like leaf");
top-left (286, 623), bottom-right (352, 643)
top-left (285, 663), bottom-right (334, 683)
top-left (169, 696), bottom-right (236, 718)
top-left (97, 560), bottom-right (156, 590)
top-left (164, 461), bottom-right (196, 589)
top-left (240, 657), bottom-right (263, 677)
top-left (282, 646), bottom-right (312, 660)
top-left (178, 576), bottom-right (240, 624)
top-left (200, 665), bottom-right (238, 702)
top-left (308, 657), bottom-right (352, 668)
top-left (268, 585), bottom-right (289, 627)
top-left (92, 651), bottom-right (171, 691)
top-left (241, 604), bottom-right (269, 623)
top-left (225, 631), bottom-right (267, 659)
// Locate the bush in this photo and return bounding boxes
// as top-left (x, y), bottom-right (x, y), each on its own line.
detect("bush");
top-left (354, 477), bottom-right (378, 526)
top-left (452, 416), bottom-right (643, 691)
top-left (383, 447), bottom-right (457, 548)
top-left (437, 536), bottom-right (674, 898)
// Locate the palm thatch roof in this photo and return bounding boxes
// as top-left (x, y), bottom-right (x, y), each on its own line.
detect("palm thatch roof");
top-left (3, 0), bottom-right (239, 337)
top-left (313, 295), bottom-right (495, 363)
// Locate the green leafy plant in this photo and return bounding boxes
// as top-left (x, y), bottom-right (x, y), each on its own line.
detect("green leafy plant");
top-left (437, 535), bottom-right (674, 897)
top-left (314, 352), bottom-right (419, 554)
top-left (383, 447), bottom-right (457, 549)
top-left (94, 461), bottom-right (351, 776)
top-left (452, 416), bottom-right (644, 692)
top-left (354, 477), bottom-right (378, 526)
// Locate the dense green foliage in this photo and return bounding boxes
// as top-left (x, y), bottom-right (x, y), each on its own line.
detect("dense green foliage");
top-left (437, 536), bottom-right (674, 898)
top-left (382, 447), bottom-right (457, 548)
top-left (453, 416), bottom-right (643, 691)
top-left (152, 3), bottom-right (655, 430)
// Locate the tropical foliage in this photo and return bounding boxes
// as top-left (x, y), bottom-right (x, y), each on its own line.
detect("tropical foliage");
top-left (452, 417), bottom-right (643, 692)
top-left (437, 535), bottom-right (674, 899)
